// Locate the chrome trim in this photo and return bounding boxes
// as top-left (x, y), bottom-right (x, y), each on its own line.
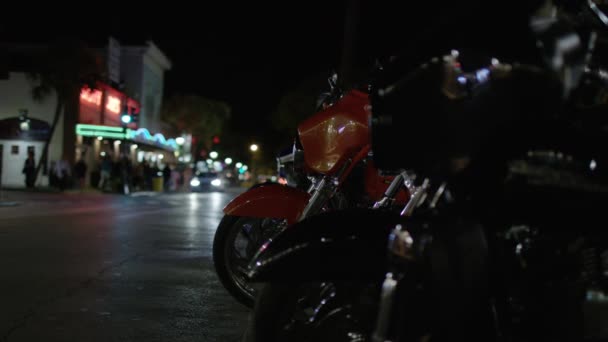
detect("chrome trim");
top-left (299, 177), bottom-right (332, 221)
top-left (400, 178), bottom-right (430, 217)
top-left (429, 182), bottom-right (447, 209)
top-left (387, 224), bottom-right (414, 260)
top-left (589, 0), bottom-right (608, 27)
top-left (373, 172), bottom-right (404, 209)
top-left (372, 272), bottom-right (398, 342)
top-left (278, 153), bottom-right (294, 164)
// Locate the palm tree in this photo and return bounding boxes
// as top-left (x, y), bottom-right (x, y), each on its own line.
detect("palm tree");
top-left (28, 38), bottom-right (103, 185)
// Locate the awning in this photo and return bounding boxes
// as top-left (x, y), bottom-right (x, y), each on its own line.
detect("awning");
top-left (0, 117), bottom-right (51, 141)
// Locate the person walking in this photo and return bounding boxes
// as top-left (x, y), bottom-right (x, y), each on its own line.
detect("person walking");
top-left (54, 156), bottom-right (71, 191)
top-left (74, 157), bottom-right (87, 191)
top-left (22, 151), bottom-right (36, 188)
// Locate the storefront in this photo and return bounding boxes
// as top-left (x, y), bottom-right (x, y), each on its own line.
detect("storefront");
top-left (0, 117), bottom-right (51, 187)
top-left (75, 124), bottom-right (177, 186)
top-left (77, 83), bottom-right (140, 186)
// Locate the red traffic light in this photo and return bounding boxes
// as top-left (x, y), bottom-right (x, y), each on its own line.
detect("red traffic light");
top-left (213, 136), bottom-right (220, 144)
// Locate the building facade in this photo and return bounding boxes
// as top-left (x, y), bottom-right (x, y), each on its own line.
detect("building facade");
top-left (121, 41), bottom-right (172, 134)
top-left (0, 72), bottom-right (61, 187)
top-left (0, 40), bottom-right (175, 190)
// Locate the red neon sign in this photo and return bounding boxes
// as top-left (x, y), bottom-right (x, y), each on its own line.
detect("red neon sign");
top-left (80, 88), bottom-right (102, 106)
top-left (106, 95), bottom-right (121, 114)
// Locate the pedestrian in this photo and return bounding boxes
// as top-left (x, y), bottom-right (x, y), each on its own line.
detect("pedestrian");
top-left (162, 164), bottom-right (171, 190)
top-left (134, 162), bottom-right (145, 191)
top-left (22, 151), bottom-right (36, 188)
top-left (74, 157), bottom-right (87, 191)
top-left (143, 161), bottom-right (152, 190)
top-left (182, 165), bottom-right (193, 192)
top-left (54, 156), bottom-right (71, 191)
top-left (49, 161), bottom-right (58, 188)
top-left (119, 154), bottom-right (132, 194)
top-left (98, 155), bottom-right (113, 191)
top-left (170, 165), bottom-right (181, 191)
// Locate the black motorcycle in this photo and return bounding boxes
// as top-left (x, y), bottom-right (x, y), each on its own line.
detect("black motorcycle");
top-left (242, 1), bottom-right (608, 341)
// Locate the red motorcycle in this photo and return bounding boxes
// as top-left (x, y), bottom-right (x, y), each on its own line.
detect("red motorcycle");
top-left (213, 74), bottom-right (410, 307)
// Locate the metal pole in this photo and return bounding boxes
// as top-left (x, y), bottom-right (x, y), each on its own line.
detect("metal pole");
top-left (122, 126), bottom-right (130, 195)
top-left (0, 145), bottom-right (3, 201)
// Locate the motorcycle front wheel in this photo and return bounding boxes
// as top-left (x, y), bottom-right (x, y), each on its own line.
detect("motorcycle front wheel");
top-left (244, 282), bottom-right (377, 342)
top-left (212, 215), bottom-right (285, 307)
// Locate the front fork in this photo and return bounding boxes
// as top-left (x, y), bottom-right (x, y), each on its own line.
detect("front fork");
top-left (372, 225), bottom-right (416, 342)
top-left (371, 175), bottom-right (435, 342)
top-left (299, 177), bottom-right (334, 221)
top-left (372, 171), bottom-right (428, 213)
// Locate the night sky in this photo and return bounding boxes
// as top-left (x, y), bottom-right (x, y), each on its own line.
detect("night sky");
top-left (2, 2), bottom-right (360, 160)
top-left (1, 1), bottom-right (552, 162)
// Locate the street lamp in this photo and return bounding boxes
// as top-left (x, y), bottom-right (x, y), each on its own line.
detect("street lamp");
top-left (225, 158), bottom-right (233, 165)
top-left (176, 137), bottom-right (185, 145)
top-left (236, 162), bottom-right (243, 169)
top-left (249, 144), bottom-right (259, 184)
top-left (210, 151), bottom-right (219, 159)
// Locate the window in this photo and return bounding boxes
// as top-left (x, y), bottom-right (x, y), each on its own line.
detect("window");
top-left (11, 145), bottom-right (19, 155)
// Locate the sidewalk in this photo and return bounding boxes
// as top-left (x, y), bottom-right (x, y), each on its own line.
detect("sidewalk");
top-left (0, 185), bottom-right (245, 203)
top-left (0, 186), bottom-right (119, 205)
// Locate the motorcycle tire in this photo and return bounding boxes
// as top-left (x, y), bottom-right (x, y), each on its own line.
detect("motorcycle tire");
top-left (213, 215), bottom-right (286, 308)
top-left (213, 215), bottom-right (258, 308)
top-left (242, 282), bottom-right (296, 342)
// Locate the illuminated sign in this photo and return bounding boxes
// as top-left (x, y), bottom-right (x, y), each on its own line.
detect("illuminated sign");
top-left (80, 89), bottom-right (102, 106)
top-left (76, 124), bottom-right (126, 139)
top-left (127, 128), bottom-right (178, 150)
top-left (75, 124), bottom-right (177, 151)
top-left (106, 95), bottom-right (121, 114)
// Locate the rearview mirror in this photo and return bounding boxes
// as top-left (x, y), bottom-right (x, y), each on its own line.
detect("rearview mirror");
top-left (328, 71), bottom-right (338, 90)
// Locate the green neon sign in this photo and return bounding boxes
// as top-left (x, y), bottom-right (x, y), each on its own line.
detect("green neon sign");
top-left (77, 124), bottom-right (124, 132)
top-left (76, 124), bottom-right (126, 139)
top-left (76, 124), bottom-right (177, 151)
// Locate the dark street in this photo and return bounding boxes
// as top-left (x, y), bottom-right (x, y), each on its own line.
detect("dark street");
top-left (0, 190), bottom-right (249, 342)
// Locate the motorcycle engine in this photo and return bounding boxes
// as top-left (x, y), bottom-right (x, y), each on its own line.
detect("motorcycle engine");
top-left (496, 151), bottom-right (608, 341)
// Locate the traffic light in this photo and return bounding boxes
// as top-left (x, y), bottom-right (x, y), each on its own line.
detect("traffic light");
top-left (120, 104), bottom-right (132, 125)
top-left (121, 113), bottom-right (132, 124)
top-left (130, 106), bottom-right (139, 124)
top-left (213, 135), bottom-right (220, 144)
top-left (120, 106), bottom-right (139, 126)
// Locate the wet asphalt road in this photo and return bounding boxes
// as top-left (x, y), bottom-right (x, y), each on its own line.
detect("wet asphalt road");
top-left (0, 189), bottom-right (249, 342)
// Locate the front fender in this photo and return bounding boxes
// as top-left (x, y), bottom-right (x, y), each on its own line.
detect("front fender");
top-left (223, 183), bottom-right (310, 225)
top-left (248, 208), bottom-right (403, 282)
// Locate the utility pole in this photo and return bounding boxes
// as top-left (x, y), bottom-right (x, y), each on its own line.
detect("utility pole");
top-left (120, 99), bottom-right (131, 195)
top-left (339, 0), bottom-right (361, 89)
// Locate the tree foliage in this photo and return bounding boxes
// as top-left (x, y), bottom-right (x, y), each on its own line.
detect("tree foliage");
top-left (26, 38), bottom-right (104, 183)
top-left (161, 94), bottom-right (231, 150)
top-left (271, 72), bottom-right (328, 137)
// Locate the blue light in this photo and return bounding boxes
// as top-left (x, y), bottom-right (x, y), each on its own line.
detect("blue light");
top-left (476, 68), bottom-right (490, 83)
top-left (127, 128), bottom-right (178, 150)
top-left (121, 114), bottom-right (132, 124)
top-left (457, 76), bottom-right (467, 85)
